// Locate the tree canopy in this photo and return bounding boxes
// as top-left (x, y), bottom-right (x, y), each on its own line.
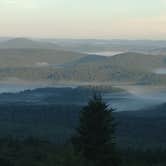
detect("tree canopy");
top-left (72, 94), bottom-right (118, 166)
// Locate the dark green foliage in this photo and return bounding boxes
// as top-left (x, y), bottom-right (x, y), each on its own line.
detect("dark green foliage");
top-left (0, 137), bottom-right (165, 166)
top-left (0, 96), bottom-right (165, 148)
top-left (72, 94), bottom-right (118, 166)
top-left (0, 158), bottom-right (13, 166)
top-left (0, 87), bottom-right (166, 148)
top-left (121, 148), bottom-right (166, 166)
top-left (0, 138), bottom-right (85, 166)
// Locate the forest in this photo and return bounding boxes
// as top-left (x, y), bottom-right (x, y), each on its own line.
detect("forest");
top-left (0, 94), bottom-right (165, 166)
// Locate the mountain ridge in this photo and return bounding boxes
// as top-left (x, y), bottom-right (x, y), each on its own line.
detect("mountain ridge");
top-left (0, 38), bottom-right (58, 49)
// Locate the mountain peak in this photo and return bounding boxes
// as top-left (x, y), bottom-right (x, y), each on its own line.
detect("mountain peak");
top-left (7, 37), bottom-right (33, 42)
top-left (0, 38), bottom-right (57, 49)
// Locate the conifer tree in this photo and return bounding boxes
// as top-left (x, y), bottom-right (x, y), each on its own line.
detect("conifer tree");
top-left (72, 94), bottom-right (118, 166)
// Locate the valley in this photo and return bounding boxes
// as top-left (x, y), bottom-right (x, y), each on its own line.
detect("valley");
top-left (0, 38), bottom-right (166, 148)
top-left (0, 39), bottom-right (166, 85)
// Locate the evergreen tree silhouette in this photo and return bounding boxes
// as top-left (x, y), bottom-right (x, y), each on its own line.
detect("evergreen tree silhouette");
top-left (72, 94), bottom-right (118, 166)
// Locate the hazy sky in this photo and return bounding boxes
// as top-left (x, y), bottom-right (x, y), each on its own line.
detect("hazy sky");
top-left (0, 0), bottom-right (165, 39)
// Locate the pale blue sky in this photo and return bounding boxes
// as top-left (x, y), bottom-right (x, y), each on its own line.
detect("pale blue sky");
top-left (0, 0), bottom-right (165, 39)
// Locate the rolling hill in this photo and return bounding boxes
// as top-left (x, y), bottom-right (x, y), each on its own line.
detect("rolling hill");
top-left (50, 52), bottom-right (166, 84)
top-left (1, 40), bottom-right (166, 85)
top-left (0, 38), bottom-right (87, 67)
top-left (0, 38), bottom-right (58, 49)
top-left (0, 86), bottom-right (165, 147)
top-left (72, 52), bottom-right (166, 70)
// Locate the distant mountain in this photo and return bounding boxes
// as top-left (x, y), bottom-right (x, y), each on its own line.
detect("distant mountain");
top-left (0, 48), bottom-right (87, 67)
top-left (46, 39), bottom-right (166, 53)
top-left (69, 54), bottom-right (108, 65)
top-left (0, 38), bottom-right (87, 67)
top-left (106, 52), bottom-right (165, 70)
top-left (1, 51), bottom-right (166, 85)
top-left (48, 52), bottom-right (166, 84)
top-left (151, 47), bottom-right (166, 55)
top-left (0, 38), bottom-right (58, 49)
top-left (0, 37), bottom-right (11, 43)
top-left (70, 52), bottom-right (165, 68)
top-left (69, 52), bottom-right (166, 73)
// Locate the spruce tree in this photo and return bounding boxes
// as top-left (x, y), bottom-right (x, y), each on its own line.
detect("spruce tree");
top-left (72, 94), bottom-right (118, 166)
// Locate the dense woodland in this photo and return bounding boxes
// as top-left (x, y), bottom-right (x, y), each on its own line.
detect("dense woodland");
top-left (0, 94), bottom-right (165, 165)
top-left (0, 138), bottom-right (166, 166)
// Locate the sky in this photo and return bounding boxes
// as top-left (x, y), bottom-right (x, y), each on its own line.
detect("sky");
top-left (0, 0), bottom-right (166, 39)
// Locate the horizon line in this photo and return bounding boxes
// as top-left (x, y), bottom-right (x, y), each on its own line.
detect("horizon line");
top-left (1, 36), bottom-right (166, 41)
